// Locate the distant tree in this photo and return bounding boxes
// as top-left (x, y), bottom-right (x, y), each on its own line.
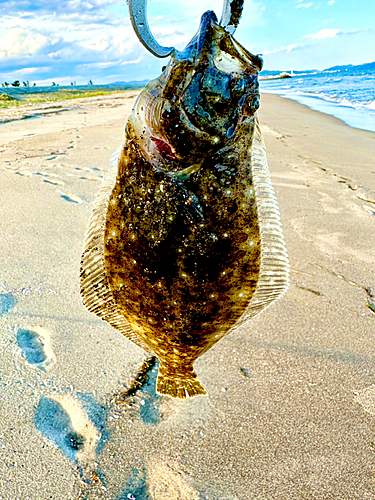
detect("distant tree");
top-left (2, 82), bottom-right (10, 87)
top-left (11, 80), bottom-right (20, 87)
top-left (22, 81), bottom-right (30, 87)
top-left (52, 82), bottom-right (57, 86)
top-left (88, 79), bottom-right (93, 85)
top-left (33, 82), bottom-right (36, 86)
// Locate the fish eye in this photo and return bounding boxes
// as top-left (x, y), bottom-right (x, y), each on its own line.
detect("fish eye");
top-left (243, 95), bottom-right (260, 116)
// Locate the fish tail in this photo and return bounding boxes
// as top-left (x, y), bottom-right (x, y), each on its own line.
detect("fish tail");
top-left (156, 363), bottom-right (207, 399)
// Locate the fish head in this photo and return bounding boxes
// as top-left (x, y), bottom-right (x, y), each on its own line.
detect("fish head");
top-left (150, 11), bottom-right (263, 163)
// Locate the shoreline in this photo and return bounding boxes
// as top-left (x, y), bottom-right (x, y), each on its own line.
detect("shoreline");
top-left (261, 88), bottom-right (375, 134)
top-left (1, 90), bottom-right (375, 499)
top-left (2, 84), bottom-right (375, 136)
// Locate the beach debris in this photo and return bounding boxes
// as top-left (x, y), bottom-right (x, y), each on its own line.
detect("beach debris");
top-left (313, 264), bottom-right (375, 313)
top-left (80, 0), bottom-right (289, 399)
top-left (297, 286), bottom-right (324, 297)
top-left (113, 356), bottom-right (162, 425)
top-left (114, 356), bottom-right (157, 402)
top-left (290, 268), bottom-right (318, 279)
top-left (365, 288), bottom-right (375, 315)
top-left (240, 367), bottom-right (251, 378)
top-left (16, 327), bottom-right (56, 370)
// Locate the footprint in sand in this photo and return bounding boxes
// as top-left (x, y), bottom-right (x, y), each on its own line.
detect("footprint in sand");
top-left (355, 385), bottom-right (375, 416)
top-left (118, 461), bottom-right (201, 500)
top-left (43, 178), bottom-right (65, 186)
top-left (34, 393), bottom-right (108, 462)
top-left (16, 327), bottom-right (56, 371)
top-left (147, 461), bottom-right (202, 500)
top-left (118, 468), bottom-right (150, 500)
top-left (78, 175), bottom-right (103, 182)
top-left (0, 293), bottom-right (17, 316)
top-left (58, 191), bottom-right (84, 203)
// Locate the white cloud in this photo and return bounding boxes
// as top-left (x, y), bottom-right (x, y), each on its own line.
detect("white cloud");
top-left (80, 34), bottom-right (111, 51)
top-left (0, 27), bottom-right (48, 59)
top-left (304, 28), bottom-right (362, 39)
top-left (327, 1), bottom-right (335, 4)
top-left (306, 28), bottom-right (340, 39)
top-left (263, 43), bottom-right (305, 55)
top-left (78, 60), bottom-right (121, 70)
top-left (296, 2), bottom-right (313, 8)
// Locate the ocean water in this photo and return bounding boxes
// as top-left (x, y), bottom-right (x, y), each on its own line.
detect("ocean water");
top-left (2, 68), bottom-right (375, 133)
top-left (260, 65), bottom-right (375, 133)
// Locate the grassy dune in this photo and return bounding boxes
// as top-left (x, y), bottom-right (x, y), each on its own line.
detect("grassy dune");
top-left (0, 88), bottom-right (132, 108)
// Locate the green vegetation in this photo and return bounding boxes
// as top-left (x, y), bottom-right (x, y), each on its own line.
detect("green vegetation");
top-left (0, 88), bottom-right (134, 108)
top-left (0, 93), bottom-right (16, 101)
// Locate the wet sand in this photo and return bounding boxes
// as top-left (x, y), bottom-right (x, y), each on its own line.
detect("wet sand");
top-left (0, 91), bottom-right (375, 499)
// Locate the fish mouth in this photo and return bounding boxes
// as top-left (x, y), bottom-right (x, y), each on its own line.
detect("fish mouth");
top-left (132, 10), bottom-right (262, 166)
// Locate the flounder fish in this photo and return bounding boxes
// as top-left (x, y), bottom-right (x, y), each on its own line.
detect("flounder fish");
top-left (80, 10), bottom-right (289, 399)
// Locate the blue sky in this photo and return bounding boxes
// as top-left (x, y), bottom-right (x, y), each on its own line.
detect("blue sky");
top-left (0, 0), bottom-right (374, 85)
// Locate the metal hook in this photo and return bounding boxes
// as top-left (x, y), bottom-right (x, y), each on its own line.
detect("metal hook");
top-left (128, 0), bottom-right (245, 58)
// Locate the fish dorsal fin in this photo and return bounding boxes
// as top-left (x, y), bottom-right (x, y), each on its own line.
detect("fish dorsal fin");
top-left (80, 147), bottom-right (150, 352)
top-left (232, 120), bottom-right (290, 330)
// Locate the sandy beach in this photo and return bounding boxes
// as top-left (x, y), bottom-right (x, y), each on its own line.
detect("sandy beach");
top-left (1, 91), bottom-right (375, 499)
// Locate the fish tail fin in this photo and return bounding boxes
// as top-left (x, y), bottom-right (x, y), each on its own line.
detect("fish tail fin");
top-left (156, 364), bottom-right (207, 399)
top-left (157, 375), bottom-right (207, 399)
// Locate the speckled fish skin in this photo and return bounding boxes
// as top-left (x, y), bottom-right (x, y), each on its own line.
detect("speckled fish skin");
top-left (80, 11), bottom-right (289, 399)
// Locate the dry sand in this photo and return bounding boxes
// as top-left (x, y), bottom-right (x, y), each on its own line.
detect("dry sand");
top-left (0, 91), bottom-right (375, 499)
